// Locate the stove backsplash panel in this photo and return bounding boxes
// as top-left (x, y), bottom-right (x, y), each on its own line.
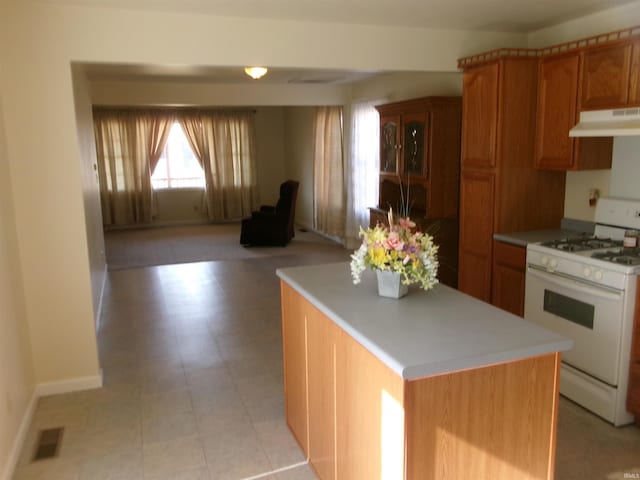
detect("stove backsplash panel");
top-left (610, 137), bottom-right (640, 201)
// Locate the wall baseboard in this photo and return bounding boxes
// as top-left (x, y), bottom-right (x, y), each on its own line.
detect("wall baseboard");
top-left (1, 389), bottom-right (37, 480)
top-left (35, 372), bottom-right (103, 397)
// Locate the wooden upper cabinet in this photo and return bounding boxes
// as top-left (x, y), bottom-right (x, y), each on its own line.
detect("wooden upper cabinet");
top-left (535, 53), bottom-right (580, 170)
top-left (461, 62), bottom-right (499, 169)
top-left (535, 53), bottom-right (613, 171)
top-left (630, 40), bottom-right (640, 106)
top-left (580, 42), bottom-right (633, 110)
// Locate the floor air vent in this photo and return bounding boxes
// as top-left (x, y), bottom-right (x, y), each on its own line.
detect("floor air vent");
top-left (32, 427), bottom-right (64, 461)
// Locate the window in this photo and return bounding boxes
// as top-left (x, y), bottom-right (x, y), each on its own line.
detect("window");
top-left (151, 122), bottom-right (205, 189)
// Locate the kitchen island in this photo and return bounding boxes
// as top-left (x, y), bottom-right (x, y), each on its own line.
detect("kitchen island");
top-left (277, 262), bottom-right (572, 480)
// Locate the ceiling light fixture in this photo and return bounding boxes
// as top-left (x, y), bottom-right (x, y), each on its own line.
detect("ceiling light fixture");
top-left (244, 67), bottom-right (268, 80)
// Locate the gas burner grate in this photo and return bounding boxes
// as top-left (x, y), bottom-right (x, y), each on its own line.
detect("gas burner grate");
top-left (591, 248), bottom-right (640, 265)
top-left (540, 237), bottom-right (623, 252)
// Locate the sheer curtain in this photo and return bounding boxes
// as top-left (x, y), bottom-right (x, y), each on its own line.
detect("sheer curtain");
top-left (179, 110), bottom-right (258, 221)
top-left (345, 100), bottom-right (382, 248)
top-left (93, 109), bottom-right (173, 226)
top-left (313, 106), bottom-right (345, 239)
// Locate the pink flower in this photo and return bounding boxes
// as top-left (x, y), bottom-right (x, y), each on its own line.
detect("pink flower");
top-left (398, 217), bottom-right (416, 229)
top-left (385, 231), bottom-right (404, 251)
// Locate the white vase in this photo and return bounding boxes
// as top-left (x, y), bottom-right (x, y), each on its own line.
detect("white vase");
top-left (375, 270), bottom-right (408, 299)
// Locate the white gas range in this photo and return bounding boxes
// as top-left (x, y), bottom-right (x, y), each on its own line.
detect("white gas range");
top-left (524, 197), bottom-right (640, 426)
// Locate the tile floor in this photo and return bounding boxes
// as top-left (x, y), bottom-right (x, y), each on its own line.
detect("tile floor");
top-left (11, 245), bottom-right (640, 479)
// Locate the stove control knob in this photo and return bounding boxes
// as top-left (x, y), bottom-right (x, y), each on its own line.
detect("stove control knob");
top-left (594, 270), bottom-right (603, 280)
top-left (549, 259), bottom-right (558, 269)
top-left (541, 256), bottom-right (549, 266)
top-left (583, 267), bottom-right (592, 277)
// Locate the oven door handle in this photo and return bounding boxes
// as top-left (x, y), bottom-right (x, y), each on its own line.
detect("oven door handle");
top-left (526, 265), bottom-right (624, 300)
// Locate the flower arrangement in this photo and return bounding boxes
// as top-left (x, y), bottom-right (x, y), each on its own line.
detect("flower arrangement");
top-left (350, 208), bottom-right (439, 291)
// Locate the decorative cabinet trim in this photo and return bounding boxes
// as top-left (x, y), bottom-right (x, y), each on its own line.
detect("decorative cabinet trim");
top-left (458, 24), bottom-right (640, 69)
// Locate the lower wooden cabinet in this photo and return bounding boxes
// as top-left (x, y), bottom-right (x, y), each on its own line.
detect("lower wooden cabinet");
top-left (281, 281), bottom-right (562, 479)
top-left (491, 240), bottom-right (527, 316)
top-left (458, 171), bottom-right (495, 301)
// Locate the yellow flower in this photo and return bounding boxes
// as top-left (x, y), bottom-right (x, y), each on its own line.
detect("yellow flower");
top-left (368, 246), bottom-right (388, 267)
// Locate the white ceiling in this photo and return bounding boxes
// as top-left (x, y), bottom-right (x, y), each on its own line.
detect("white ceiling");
top-left (39, 0), bottom-right (637, 32)
top-left (69, 0), bottom-right (636, 85)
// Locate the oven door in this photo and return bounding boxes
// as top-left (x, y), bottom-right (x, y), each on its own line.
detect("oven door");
top-left (524, 266), bottom-right (625, 386)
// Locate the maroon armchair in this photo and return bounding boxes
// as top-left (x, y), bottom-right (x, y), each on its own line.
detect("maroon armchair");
top-left (240, 180), bottom-right (299, 246)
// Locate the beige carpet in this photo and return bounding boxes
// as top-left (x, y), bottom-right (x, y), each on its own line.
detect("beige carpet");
top-left (104, 222), bottom-right (350, 270)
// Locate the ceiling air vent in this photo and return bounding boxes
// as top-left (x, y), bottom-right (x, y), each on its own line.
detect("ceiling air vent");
top-left (288, 77), bottom-right (345, 84)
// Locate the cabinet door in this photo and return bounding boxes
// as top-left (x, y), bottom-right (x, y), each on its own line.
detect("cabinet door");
top-left (535, 53), bottom-right (579, 170)
top-left (630, 40), bottom-right (640, 106)
top-left (307, 305), bottom-right (338, 480)
top-left (380, 115), bottom-right (400, 174)
top-left (402, 111), bottom-right (428, 177)
top-left (462, 62), bottom-right (499, 169)
top-left (458, 171), bottom-right (495, 302)
top-left (491, 241), bottom-right (526, 316)
top-left (581, 42), bottom-right (632, 110)
top-left (280, 283), bottom-right (308, 454)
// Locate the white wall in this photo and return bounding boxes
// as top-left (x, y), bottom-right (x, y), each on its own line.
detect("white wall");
top-left (527, 2), bottom-right (640, 221)
top-left (527, 2), bottom-right (640, 48)
top-left (350, 71), bottom-right (463, 103)
top-left (72, 66), bottom-right (107, 325)
top-left (284, 107), bottom-right (316, 229)
top-left (151, 189), bottom-right (209, 226)
top-left (0, 64), bottom-right (36, 480)
top-left (609, 137), bottom-right (640, 200)
top-left (254, 107), bottom-right (288, 206)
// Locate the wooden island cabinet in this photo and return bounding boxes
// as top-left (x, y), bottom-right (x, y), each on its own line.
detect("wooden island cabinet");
top-left (279, 263), bottom-right (572, 480)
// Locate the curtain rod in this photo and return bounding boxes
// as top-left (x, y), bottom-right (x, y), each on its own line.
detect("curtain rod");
top-left (92, 106), bottom-right (257, 114)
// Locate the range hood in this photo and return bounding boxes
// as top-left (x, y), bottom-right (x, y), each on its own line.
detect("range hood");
top-left (569, 107), bottom-right (640, 137)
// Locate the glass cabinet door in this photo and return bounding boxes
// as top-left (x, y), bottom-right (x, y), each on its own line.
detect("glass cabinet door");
top-left (380, 116), bottom-right (399, 173)
top-left (403, 115), bottom-right (427, 176)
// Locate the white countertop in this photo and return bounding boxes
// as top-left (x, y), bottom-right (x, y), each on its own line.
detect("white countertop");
top-left (277, 262), bottom-right (572, 380)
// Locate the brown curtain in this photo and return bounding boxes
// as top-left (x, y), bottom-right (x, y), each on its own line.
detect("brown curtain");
top-left (179, 110), bottom-right (258, 221)
top-left (313, 106), bottom-right (345, 238)
top-left (93, 109), bottom-right (173, 226)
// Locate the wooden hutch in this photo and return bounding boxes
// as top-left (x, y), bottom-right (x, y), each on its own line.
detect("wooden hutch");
top-left (370, 96), bottom-right (462, 288)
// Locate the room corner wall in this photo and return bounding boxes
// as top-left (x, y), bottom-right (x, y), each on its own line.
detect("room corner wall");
top-left (3, 2), bottom-right (101, 388)
top-left (0, 57), bottom-right (37, 480)
top-left (284, 107), bottom-right (316, 230)
top-left (72, 65), bottom-right (107, 327)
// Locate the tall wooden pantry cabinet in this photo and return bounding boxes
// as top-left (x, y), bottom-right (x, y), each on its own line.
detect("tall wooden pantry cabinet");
top-left (370, 97), bottom-right (462, 288)
top-left (457, 57), bottom-right (566, 302)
